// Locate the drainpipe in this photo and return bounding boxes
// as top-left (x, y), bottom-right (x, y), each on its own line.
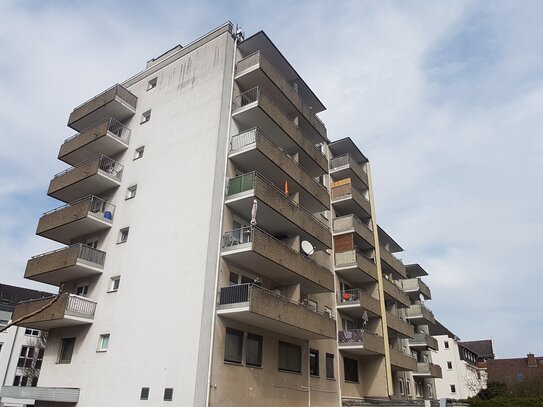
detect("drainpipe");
top-left (204, 25), bottom-right (240, 407)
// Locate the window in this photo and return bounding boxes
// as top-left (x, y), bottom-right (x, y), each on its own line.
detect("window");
top-left (126, 185), bottom-right (137, 200)
top-left (87, 239), bottom-right (99, 249)
top-left (326, 353), bottom-right (335, 379)
top-left (97, 334), bottom-right (110, 352)
top-left (0, 309), bottom-right (11, 326)
top-left (406, 380), bottom-right (411, 396)
top-left (344, 357), bottom-right (358, 382)
top-left (118, 227), bottom-right (129, 244)
top-left (140, 387), bottom-right (150, 400)
top-left (323, 306), bottom-right (333, 318)
top-left (18, 346), bottom-right (43, 369)
top-left (13, 376), bottom-right (21, 386)
top-left (517, 373), bottom-right (525, 382)
top-left (147, 77), bottom-right (157, 91)
top-left (399, 378), bottom-right (404, 395)
top-left (306, 299), bottom-right (317, 312)
top-left (427, 384), bottom-right (434, 398)
top-left (416, 382), bottom-right (423, 397)
top-left (278, 341), bottom-right (302, 373)
top-left (109, 276), bottom-right (121, 292)
top-left (447, 361), bottom-right (453, 369)
top-left (450, 384), bottom-right (456, 393)
top-left (134, 146), bottom-right (145, 160)
top-left (224, 328), bottom-right (243, 364)
top-left (75, 284), bottom-right (89, 297)
top-left (163, 388), bottom-right (173, 401)
top-left (141, 110), bottom-right (151, 124)
top-left (245, 333), bottom-right (263, 367)
top-left (309, 349), bottom-right (319, 376)
top-left (444, 341), bottom-right (449, 349)
top-left (58, 337), bottom-right (75, 364)
top-left (25, 328), bottom-right (39, 336)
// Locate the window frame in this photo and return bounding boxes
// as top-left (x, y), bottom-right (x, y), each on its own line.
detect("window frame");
top-left (450, 384), bottom-right (456, 393)
top-left (147, 77), bottom-right (158, 91)
top-left (134, 146), bottom-right (145, 160)
top-left (126, 185), bottom-right (137, 200)
top-left (141, 110), bottom-right (151, 124)
top-left (163, 388), bottom-right (173, 401)
top-left (140, 387), bottom-right (150, 400)
top-left (309, 349), bottom-right (319, 377)
top-left (97, 334), bottom-right (110, 352)
top-left (108, 276), bottom-right (121, 293)
top-left (118, 227), bottom-right (130, 244)
top-left (245, 333), bottom-right (263, 367)
top-left (278, 341), bottom-right (302, 374)
top-left (343, 357), bottom-right (359, 382)
top-left (224, 328), bottom-right (244, 364)
top-left (326, 353), bottom-right (335, 379)
top-left (58, 337), bottom-right (76, 364)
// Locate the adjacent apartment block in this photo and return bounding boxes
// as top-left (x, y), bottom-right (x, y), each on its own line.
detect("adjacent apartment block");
top-left (3, 23), bottom-right (444, 406)
top-left (487, 353), bottom-right (543, 385)
top-left (0, 284), bottom-right (51, 407)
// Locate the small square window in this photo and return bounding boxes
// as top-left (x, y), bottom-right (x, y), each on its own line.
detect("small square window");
top-left (450, 384), bottom-right (456, 393)
top-left (140, 387), bottom-right (150, 400)
top-left (126, 185), bottom-right (137, 200)
top-left (447, 361), bottom-right (453, 369)
top-left (163, 388), bottom-right (173, 401)
top-left (118, 228), bottom-right (129, 244)
top-left (58, 337), bottom-right (75, 364)
top-left (97, 334), bottom-right (110, 352)
top-left (25, 328), bottom-right (39, 336)
top-left (444, 341), bottom-right (450, 349)
top-left (147, 77), bottom-right (157, 91)
top-left (134, 146), bottom-right (145, 160)
top-left (141, 110), bottom-right (151, 124)
top-left (109, 276), bottom-right (121, 292)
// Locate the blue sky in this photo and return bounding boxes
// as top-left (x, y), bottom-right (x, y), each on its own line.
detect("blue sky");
top-left (1, 1), bottom-right (542, 358)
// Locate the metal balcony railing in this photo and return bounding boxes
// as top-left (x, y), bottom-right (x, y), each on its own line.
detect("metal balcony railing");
top-left (236, 51), bottom-right (326, 129)
top-left (64, 117), bottom-right (131, 145)
top-left (42, 195), bottom-right (116, 221)
top-left (53, 154), bottom-right (124, 181)
top-left (222, 226), bottom-right (254, 248)
top-left (31, 244), bottom-right (106, 267)
top-left (338, 329), bottom-right (379, 345)
top-left (232, 87), bottom-right (326, 157)
top-left (225, 171), bottom-right (329, 227)
top-left (72, 84), bottom-right (137, 111)
top-left (218, 283), bottom-right (334, 318)
top-left (330, 153), bottom-right (367, 172)
top-left (229, 127), bottom-right (328, 192)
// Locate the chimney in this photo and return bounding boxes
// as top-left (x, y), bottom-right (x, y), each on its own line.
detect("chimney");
top-left (527, 353), bottom-right (537, 368)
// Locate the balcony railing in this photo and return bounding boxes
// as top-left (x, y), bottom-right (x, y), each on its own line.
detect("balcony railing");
top-left (53, 154), bottom-right (123, 181)
top-left (330, 154), bottom-right (366, 173)
top-left (230, 127), bottom-right (327, 193)
top-left (339, 329), bottom-right (375, 345)
top-left (225, 171), bottom-right (328, 228)
top-left (222, 225), bottom-right (254, 248)
top-left (233, 87), bottom-right (326, 159)
top-left (218, 283), bottom-right (334, 318)
top-left (64, 294), bottom-right (97, 318)
top-left (71, 84), bottom-right (137, 112)
top-left (236, 51), bottom-right (326, 130)
top-left (43, 195), bottom-right (115, 221)
top-left (32, 244), bottom-right (106, 266)
top-left (64, 117), bottom-right (131, 145)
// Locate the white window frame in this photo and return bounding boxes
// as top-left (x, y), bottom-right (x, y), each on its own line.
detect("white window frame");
top-left (97, 334), bottom-right (110, 352)
top-left (134, 146), bottom-right (145, 160)
top-left (147, 77), bottom-right (157, 91)
top-left (118, 227), bottom-right (129, 244)
top-left (141, 110), bottom-right (151, 124)
top-left (399, 378), bottom-right (404, 395)
top-left (126, 185), bottom-right (137, 200)
top-left (108, 276), bottom-right (121, 293)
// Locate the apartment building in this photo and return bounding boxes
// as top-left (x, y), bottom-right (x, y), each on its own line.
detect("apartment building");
top-left (429, 321), bottom-right (493, 400)
top-left (487, 353), bottom-right (542, 385)
top-left (4, 23), bottom-right (443, 406)
top-left (0, 284), bottom-right (51, 407)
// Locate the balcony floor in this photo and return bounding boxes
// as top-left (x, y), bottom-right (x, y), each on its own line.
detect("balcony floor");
top-left (61, 131), bottom-right (129, 166)
top-left (26, 261), bottom-right (103, 286)
top-left (38, 214), bottom-right (112, 245)
top-left (49, 171), bottom-right (121, 203)
top-left (69, 98), bottom-right (135, 132)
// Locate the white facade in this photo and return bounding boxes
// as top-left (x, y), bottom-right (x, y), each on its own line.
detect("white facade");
top-left (432, 335), bottom-right (486, 400)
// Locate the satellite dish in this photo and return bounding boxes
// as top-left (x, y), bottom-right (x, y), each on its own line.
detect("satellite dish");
top-left (301, 240), bottom-right (314, 256)
top-left (419, 293), bottom-right (425, 302)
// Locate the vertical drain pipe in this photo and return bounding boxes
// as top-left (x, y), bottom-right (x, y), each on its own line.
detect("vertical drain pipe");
top-left (204, 25), bottom-right (240, 407)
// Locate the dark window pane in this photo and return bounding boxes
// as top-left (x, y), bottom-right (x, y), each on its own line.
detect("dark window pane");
top-left (38, 349), bottom-right (45, 359)
top-left (246, 333), bottom-right (263, 367)
top-left (59, 337), bottom-right (75, 363)
top-left (326, 353), bottom-right (334, 379)
top-left (31, 377), bottom-right (38, 387)
top-left (24, 359), bottom-right (33, 368)
top-left (13, 376), bottom-right (20, 386)
top-left (344, 357), bottom-right (359, 382)
top-left (278, 341), bottom-right (301, 373)
top-left (310, 349), bottom-right (319, 376)
top-left (224, 328), bottom-right (243, 364)
top-left (21, 377), bottom-right (28, 386)
top-left (17, 358), bottom-right (25, 367)
top-left (140, 387), bottom-right (150, 400)
top-left (20, 346), bottom-right (28, 357)
top-left (164, 388), bottom-right (173, 401)
top-left (229, 272), bottom-right (239, 285)
top-left (35, 360), bottom-right (42, 369)
top-left (27, 347), bottom-right (35, 358)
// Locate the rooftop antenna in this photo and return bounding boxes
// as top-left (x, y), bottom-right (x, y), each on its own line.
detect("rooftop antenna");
top-left (235, 24), bottom-right (245, 41)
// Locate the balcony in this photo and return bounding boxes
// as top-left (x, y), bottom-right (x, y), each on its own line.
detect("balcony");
top-left (338, 329), bottom-right (385, 355)
top-left (217, 284), bottom-right (335, 339)
top-left (413, 362), bottom-right (443, 378)
top-left (24, 244), bottom-right (106, 286)
top-left (0, 387), bottom-right (80, 404)
top-left (225, 172), bottom-right (331, 249)
top-left (334, 249), bottom-right (378, 284)
top-left (380, 246), bottom-right (407, 279)
top-left (12, 294), bottom-right (97, 330)
top-left (400, 278), bottom-right (432, 301)
top-left (59, 117), bottom-right (131, 166)
top-left (409, 333), bottom-right (439, 351)
top-left (404, 303), bottom-right (435, 325)
top-left (331, 180), bottom-right (371, 219)
top-left (36, 196), bottom-right (115, 244)
top-left (329, 154), bottom-right (369, 191)
top-left (389, 347), bottom-right (417, 371)
top-left (232, 87), bottom-right (328, 176)
top-left (48, 155), bottom-right (123, 202)
top-left (382, 278), bottom-right (411, 308)
top-left (221, 227), bottom-right (333, 293)
top-left (333, 214), bottom-right (374, 249)
top-left (336, 289), bottom-right (381, 319)
top-left (386, 311), bottom-right (414, 338)
top-left (235, 51), bottom-right (326, 141)
top-left (68, 84), bottom-right (137, 131)
top-left (229, 128), bottom-right (329, 211)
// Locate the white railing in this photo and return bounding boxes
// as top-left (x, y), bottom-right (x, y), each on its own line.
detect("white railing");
top-left (65, 295), bottom-right (97, 319)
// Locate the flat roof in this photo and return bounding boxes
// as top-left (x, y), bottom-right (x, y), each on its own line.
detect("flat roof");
top-left (239, 31), bottom-right (326, 114)
top-left (328, 138), bottom-right (369, 163)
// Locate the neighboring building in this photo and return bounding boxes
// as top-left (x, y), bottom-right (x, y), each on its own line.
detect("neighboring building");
top-left (487, 353), bottom-right (543, 385)
top-left (430, 321), bottom-right (493, 400)
top-left (0, 284), bottom-right (52, 407)
top-left (3, 22), bottom-right (446, 406)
